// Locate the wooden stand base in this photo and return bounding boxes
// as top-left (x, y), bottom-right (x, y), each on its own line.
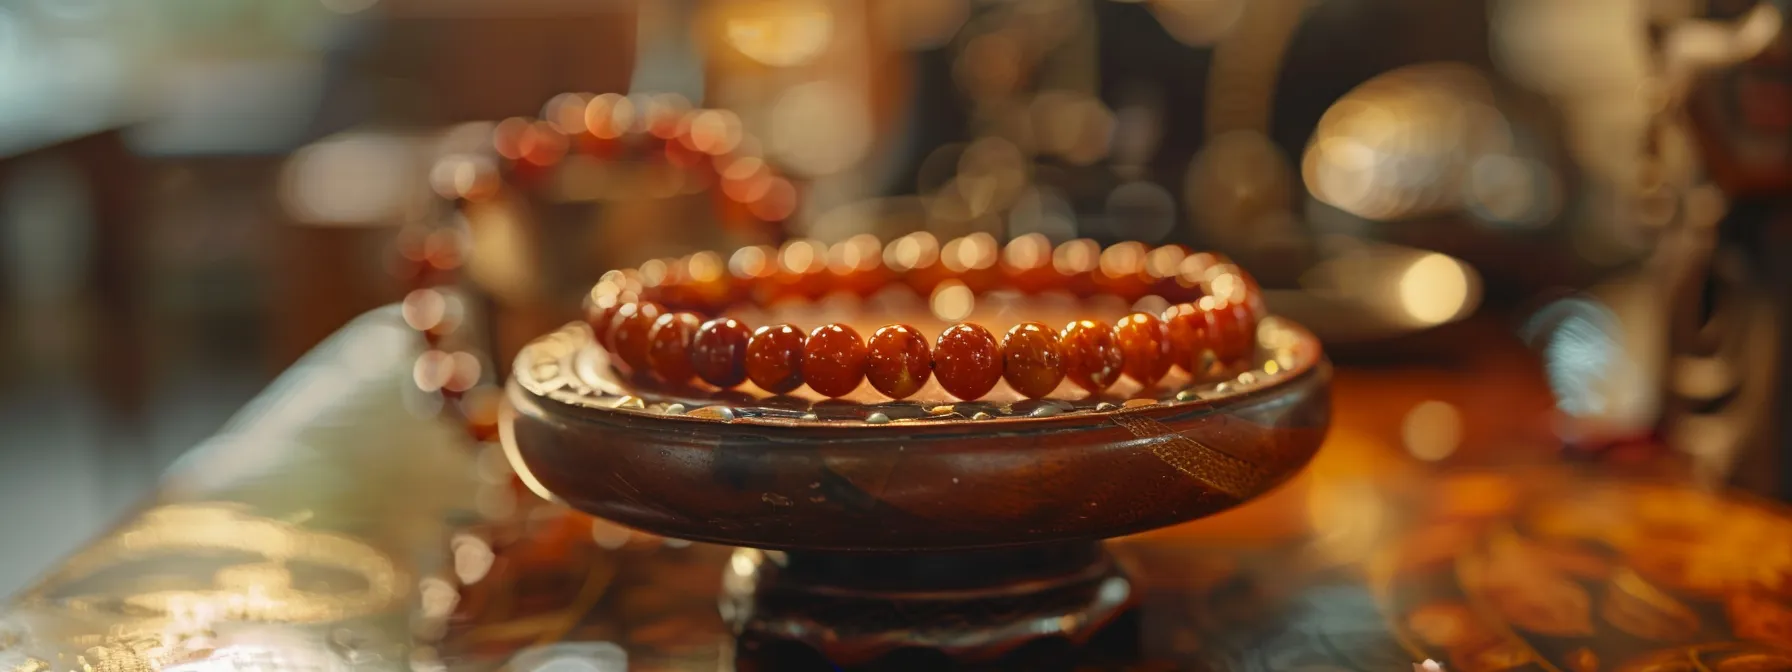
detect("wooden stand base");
top-left (725, 542), bottom-right (1135, 667)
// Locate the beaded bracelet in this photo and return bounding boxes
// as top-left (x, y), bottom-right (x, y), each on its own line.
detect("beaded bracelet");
top-left (583, 234), bottom-right (1267, 401)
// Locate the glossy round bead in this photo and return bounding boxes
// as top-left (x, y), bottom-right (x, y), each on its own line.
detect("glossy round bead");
top-left (690, 317), bottom-right (751, 388)
top-left (609, 302), bottom-right (664, 375)
top-left (1114, 311), bottom-right (1172, 387)
top-left (802, 324), bottom-right (869, 398)
top-left (934, 323), bottom-right (1002, 400)
top-left (646, 312), bottom-right (702, 384)
top-left (1059, 319), bottom-right (1123, 393)
top-left (1204, 299), bottom-right (1257, 365)
top-left (1002, 322), bottom-right (1065, 399)
top-left (1163, 302), bottom-right (1218, 376)
top-left (745, 324), bottom-right (807, 394)
top-left (865, 324), bottom-right (932, 399)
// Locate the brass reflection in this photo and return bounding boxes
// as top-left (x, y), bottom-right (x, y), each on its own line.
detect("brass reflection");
top-left (24, 504), bottom-right (400, 625)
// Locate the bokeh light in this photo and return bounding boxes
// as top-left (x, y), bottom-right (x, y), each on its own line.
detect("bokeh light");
top-left (722, 0), bottom-right (834, 67)
top-left (1032, 91), bottom-right (1116, 165)
top-left (930, 280), bottom-right (975, 321)
top-left (885, 232), bottom-right (941, 272)
top-left (279, 133), bottom-right (415, 226)
top-left (1402, 400), bottom-right (1463, 461)
top-left (1301, 63), bottom-right (1527, 222)
top-left (771, 81), bottom-right (873, 176)
top-left (1397, 253), bottom-right (1477, 326)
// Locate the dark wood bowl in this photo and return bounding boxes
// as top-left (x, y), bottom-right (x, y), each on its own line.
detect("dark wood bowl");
top-left (501, 317), bottom-right (1329, 552)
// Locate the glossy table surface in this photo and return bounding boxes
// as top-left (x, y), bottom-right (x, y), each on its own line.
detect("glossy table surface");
top-left (4, 308), bottom-right (1783, 671)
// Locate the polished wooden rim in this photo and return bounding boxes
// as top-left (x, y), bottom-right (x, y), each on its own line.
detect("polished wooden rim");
top-left (501, 318), bottom-right (1328, 551)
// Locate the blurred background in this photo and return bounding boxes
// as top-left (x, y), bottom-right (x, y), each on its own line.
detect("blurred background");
top-left (1, 0), bottom-right (1787, 595)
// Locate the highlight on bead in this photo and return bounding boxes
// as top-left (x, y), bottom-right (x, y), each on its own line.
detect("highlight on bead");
top-left (1002, 322), bottom-right (1066, 399)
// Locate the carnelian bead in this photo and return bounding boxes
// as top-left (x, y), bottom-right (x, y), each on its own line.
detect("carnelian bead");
top-left (646, 311), bottom-right (701, 384)
top-left (745, 324), bottom-right (806, 394)
top-left (609, 302), bottom-right (664, 375)
top-left (802, 324), bottom-right (868, 398)
top-left (1162, 302), bottom-right (1218, 376)
top-left (1002, 322), bottom-right (1064, 399)
top-left (690, 317), bottom-right (750, 388)
top-left (935, 323), bottom-right (1002, 400)
top-left (866, 324), bottom-right (932, 399)
top-left (1114, 311), bottom-right (1172, 387)
top-left (1204, 299), bottom-right (1256, 366)
top-left (1060, 320), bottom-right (1123, 393)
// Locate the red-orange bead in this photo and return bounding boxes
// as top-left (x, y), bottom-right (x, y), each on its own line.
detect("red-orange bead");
top-left (609, 302), bottom-right (664, 375)
top-left (1060, 320), bottom-right (1123, 393)
top-left (866, 324), bottom-right (932, 399)
top-left (646, 311), bottom-right (701, 384)
top-left (935, 323), bottom-right (1002, 400)
top-left (1204, 299), bottom-right (1256, 366)
top-left (1163, 302), bottom-right (1218, 376)
top-left (745, 324), bottom-right (806, 394)
top-left (690, 317), bottom-right (750, 388)
top-left (802, 324), bottom-right (868, 398)
top-left (1114, 311), bottom-right (1172, 387)
top-left (1003, 322), bottom-right (1064, 399)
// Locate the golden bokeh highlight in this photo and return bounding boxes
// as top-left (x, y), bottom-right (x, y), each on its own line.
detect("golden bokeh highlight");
top-left (723, 0), bottom-right (834, 67)
top-left (930, 280), bottom-right (976, 321)
top-left (1398, 253), bottom-right (1475, 326)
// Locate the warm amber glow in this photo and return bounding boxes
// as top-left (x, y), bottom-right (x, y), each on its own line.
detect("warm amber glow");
top-left (543, 92), bottom-right (594, 135)
top-left (827, 234), bottom-right (883, 274)
top-left (1301, 63), bottom-right (1513, 222)
top-left (730, 245), bottom-right (776, 279)
top-left (402, 289), bottom-right (446, 332)
top-left (931, 280), bottom-right (975, 321)
top-left (584, 93), bottom-right (636, 139)
top-left (779, 239), bottom-right (824, 274)
top-left (428, 154), bottom-right (499, 202)
top-left (749, 177), bottom-right (798, 220)
top-left (1052, 239), bottom-right (1099, 275)
top-left (721, 157), bottom-right (775, 203)
top-left (771, 81), bottom-right (872, 176)
top-left (688, 109), bottom-right (744, 155)
top-left (640, 94), bottom-right (692, 139)
top-left (1032, 92), bottom-right (1115, 165)
top-left (639, 258), bottom-right (670, 288)
top-left (1098, 241), bottom-right (1146, 279)
top-left (1002, 233), bottom-right (1051, 270)
top-left (516, 121), bottom-right (568, 167)
top-left (1402, 400), bottom-right (1462, 462)
top-left (1398, 253), bottom-right (1473, 326)
top-left (723, 0), bottom-right (834, 67)
top-left (941, 232), bottom-right (998, 273)
top-left (1144, 245), bottom-right (1185, 279)
top-left (492, 117), bottom-right (530, 160)
top-left (1207, 270), bottom-right (1247, 305)
top-left (688, 250), bottom-right (724, 283)
top-left (884, 232), bottom-right (940, 272)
